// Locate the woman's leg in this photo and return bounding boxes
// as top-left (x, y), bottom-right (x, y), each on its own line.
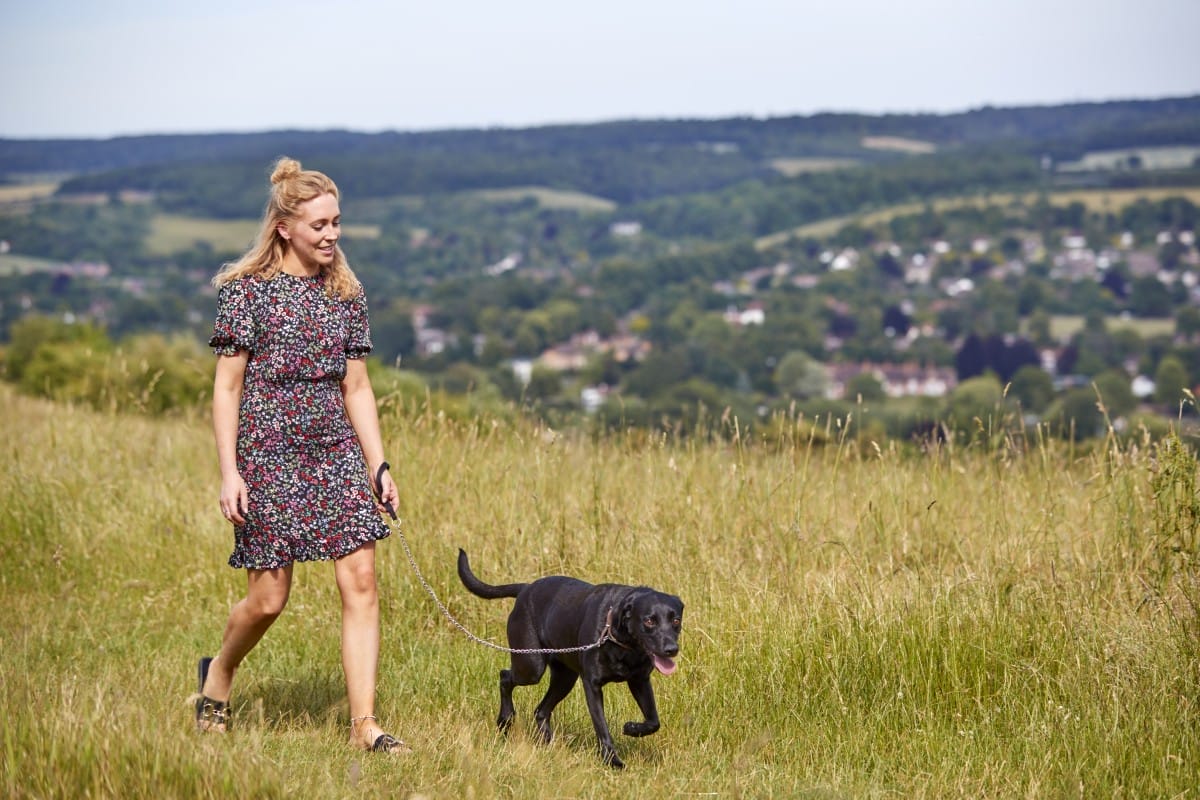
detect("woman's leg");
top-left (200, 565), bottom-right (293, 729)
top-left (334, 542), bottom-right (400, 749)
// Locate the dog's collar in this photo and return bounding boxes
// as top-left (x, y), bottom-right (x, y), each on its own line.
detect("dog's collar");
top-left (599, 607), bottom-right (634, 650)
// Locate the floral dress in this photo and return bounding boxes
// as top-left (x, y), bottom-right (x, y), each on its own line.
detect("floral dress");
top-left (208, 272), bottom-right (390, 569)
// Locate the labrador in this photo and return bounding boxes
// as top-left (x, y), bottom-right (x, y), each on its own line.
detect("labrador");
top-left (457, 548), bottom-right (683, 768)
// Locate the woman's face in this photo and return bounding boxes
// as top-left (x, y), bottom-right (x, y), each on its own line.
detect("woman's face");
top-left (279, 192), bottom-right (340, 271)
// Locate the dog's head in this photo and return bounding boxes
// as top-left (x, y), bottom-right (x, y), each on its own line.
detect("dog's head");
top-left (621, 589), bottom-right (684, 675)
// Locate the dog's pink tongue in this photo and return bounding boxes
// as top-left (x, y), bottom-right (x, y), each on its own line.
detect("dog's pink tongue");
top-left (653, 655), bottom-right (677, 676)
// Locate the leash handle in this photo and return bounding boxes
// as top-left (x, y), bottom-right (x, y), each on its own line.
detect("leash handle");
top-left (374, 461), bottom-right (397, 520)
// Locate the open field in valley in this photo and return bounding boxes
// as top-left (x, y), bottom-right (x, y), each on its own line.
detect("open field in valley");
top-left (757, 186), bottom-right (1200, 248)
top-left (2, 385), bottom-right (1198, 798)
top-left (769, 157), bottom-right (862, 177)
top-left (1048, 314), bottom-right (1177, 341)
top-left (145, 215), bottom-right (382, 256)
top-left (467, 186), bottom-right (619, 213)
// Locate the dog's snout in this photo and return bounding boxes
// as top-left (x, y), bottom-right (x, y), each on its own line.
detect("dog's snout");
top-left (663, 643), bottom-right (679, 658)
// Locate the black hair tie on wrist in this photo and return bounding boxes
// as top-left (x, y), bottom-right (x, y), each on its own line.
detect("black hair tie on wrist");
top-left (375, 461), bottom-right (397, 520)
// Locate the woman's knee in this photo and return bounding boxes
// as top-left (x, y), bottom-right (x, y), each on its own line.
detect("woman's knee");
top-left (250, 592), bottom-right (289, 618)
top-left (339, 563), bottom-right (378, 600)
top-left (336, 547), bottom-right (378, 597)
top-left (244, 567), bottom-right (292, 619)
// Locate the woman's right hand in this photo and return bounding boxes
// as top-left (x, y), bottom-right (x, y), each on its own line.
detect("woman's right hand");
top-left (219, 473), bottom-right (249, 525)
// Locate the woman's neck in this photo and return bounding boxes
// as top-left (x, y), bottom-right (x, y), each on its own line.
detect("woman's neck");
top-left (279, 252), bottom-right (320, 278)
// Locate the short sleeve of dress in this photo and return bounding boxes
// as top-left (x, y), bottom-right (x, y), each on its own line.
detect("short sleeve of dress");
top-left (345, 287), bottom-right (373, 360)
top-left (208, 279), bottom-right (256, 356)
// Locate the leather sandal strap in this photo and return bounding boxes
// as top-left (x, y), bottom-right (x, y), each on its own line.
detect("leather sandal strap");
top-left (197, 696), bottom-right (231, 726)
top-left (371, 733), bottom-right (406, 752)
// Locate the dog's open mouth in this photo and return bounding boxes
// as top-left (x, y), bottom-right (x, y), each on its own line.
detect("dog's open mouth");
top-left (652, 654), bottom-right (677, 675)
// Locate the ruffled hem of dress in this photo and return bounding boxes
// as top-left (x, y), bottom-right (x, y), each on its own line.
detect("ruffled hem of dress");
top-left (226, 527), bottom-right (390, 570)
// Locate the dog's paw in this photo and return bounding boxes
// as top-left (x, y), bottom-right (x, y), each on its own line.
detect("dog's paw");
top-left (622, 720), bottom-right (660, 737)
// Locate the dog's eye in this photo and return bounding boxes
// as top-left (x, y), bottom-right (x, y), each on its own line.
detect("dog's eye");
top-left (672, 618), bottom-right (681, 628)
top-left (643, 617), bottom-right (657, 628)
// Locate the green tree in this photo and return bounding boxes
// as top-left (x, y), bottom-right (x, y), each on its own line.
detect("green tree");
top-left (844, 371), bottom-right (886, 402)
top-left (1049, 387), bottom-right (1105, 439)
top-left (526, 365), bottom-right (563, 402)
top-left (1128, 276), bottom-right (1173, 318)
top-left (1092, 369), bottom-right (1136, 418)
top-left (1025, 309), bottom-right (1053, 347)
top-left (947, 373), bottom-right (1005, 431)
top-left (5, 315), bottom-right (112, 383)
top-left (1176, 306), bottom-right (1200, 340)
top-left (1154, 355), bottom-right (1190, 407)
top-left (1009, 364), bottom-right (1054, 413)
top-left (774, 350), bottom-right (828, 399)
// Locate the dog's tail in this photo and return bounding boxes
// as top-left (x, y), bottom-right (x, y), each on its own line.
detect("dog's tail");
top-left (457, 549), bottom-right (527, 600)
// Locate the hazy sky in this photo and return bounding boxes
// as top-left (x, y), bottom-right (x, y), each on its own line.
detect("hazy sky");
top-left (3, 0), bottom-right (1198, 139)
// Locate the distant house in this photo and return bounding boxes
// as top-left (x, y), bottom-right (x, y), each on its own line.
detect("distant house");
top-left (484, 253), bottom-right (520, 276)
top-left (1062, 233), bottom-right (1088, 251)
top-left (724, 301), bottom-right (765, 327)
top-left (1051, 247), bottom-right (1097, 281)
top-left (580, 384), bottom-right (612, 413)
top-left (415, 326), bottom-right (451, 357)
top-left (905, 253), bottom-right (934, 285)
top-left (825, 362), bottom-right (957, 400)
top-left (539, 342), bottom-right (590, 372)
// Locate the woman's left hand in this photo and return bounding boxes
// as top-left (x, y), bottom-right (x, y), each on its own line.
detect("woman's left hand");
top-left (374, 466), bottom-right (399, 516)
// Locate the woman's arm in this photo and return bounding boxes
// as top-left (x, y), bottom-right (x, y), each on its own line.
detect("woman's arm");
top-left (213, 352), bottom-right (250, 524)
top-left (342, 358), bottom-right (398, 511)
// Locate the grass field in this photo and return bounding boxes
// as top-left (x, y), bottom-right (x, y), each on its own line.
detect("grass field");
top-left (467, 186), bottom-right (618, 213)
top-left (2, 386), bottom-right (1198, 798)
top-left (757, 186), bottom-right (1200, 249)
top-left (0, 252), bottom-right (63, 275)
top-left (146, 215), bottom-right (383, 256)
top-left (770, 158), bottom-right (862, 177)
top-left (0, 181), bottom-right (59, 205)
top-left (1048, 314), bottom-right (1176, 341)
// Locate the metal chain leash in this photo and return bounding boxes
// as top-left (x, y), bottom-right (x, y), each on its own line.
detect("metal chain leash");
top-left (375, 463), bottom-right (614, 656)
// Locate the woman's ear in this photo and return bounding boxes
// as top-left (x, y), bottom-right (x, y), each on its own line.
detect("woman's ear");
top-left (276, 221), bottom-right (291, 241)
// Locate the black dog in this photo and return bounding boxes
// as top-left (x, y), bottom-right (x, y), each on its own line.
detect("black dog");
top-left (457, 549), bottom-right (683, 768)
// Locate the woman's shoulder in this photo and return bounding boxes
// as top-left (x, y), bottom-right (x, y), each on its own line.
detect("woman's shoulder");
top-left (216, 274), bottom-right (275, 311)
top-left (217, 272), bottom-right (271, 292)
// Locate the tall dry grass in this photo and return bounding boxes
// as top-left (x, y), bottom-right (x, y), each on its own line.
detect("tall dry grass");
top-left (2, 386), bottom-right (1197, 798)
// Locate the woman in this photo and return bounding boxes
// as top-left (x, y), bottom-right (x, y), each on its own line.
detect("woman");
top-left (197, 156), bottom-right (406, 753)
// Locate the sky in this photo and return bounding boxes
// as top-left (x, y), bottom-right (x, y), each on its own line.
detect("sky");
top-left (2, 0), bottom-right (1198, 140)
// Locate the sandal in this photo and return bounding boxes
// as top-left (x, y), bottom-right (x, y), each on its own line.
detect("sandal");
top-left (195, 656), bottom-right (231, 732)
top-left (350, 715), bottom-right (410, 753)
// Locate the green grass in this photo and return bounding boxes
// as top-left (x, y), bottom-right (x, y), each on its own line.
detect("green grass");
top-left (2, 386), bottom-right (1198, 798)
top-left (1048, 314), bottom-right (1176, 340)
top-left (0, 181), bottom-right (59, 205)
top-left (757, 186), bottom-right (1200, 248)
top-left (0, 252), bottom-right (63, 275)
top-left (467, 186), bottom-right (618, 213)
top-left (769, 158), bottom-right (861, 177)
top-left (146, 215), bottom-right (381, 256)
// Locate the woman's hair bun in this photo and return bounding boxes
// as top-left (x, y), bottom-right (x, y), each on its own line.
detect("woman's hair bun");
top-left (270, 157), bottom-right (303, 185)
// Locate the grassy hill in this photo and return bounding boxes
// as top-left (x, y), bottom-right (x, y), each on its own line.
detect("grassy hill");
top-left (3, 387), bottom-right (1198, 797)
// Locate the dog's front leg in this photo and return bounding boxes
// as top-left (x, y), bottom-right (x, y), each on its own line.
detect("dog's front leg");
top-left (622, 675), bottom-right (661, 737)
top-left (582, 679), bottom-right (624, 768)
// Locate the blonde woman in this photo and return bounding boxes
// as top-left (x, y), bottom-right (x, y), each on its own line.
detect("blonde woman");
top-left (197, 157), bottom-right (406, 754)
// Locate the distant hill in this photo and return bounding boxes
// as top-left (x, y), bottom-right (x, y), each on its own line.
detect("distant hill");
top-left (2, 96), bottom-right (1199, 215)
